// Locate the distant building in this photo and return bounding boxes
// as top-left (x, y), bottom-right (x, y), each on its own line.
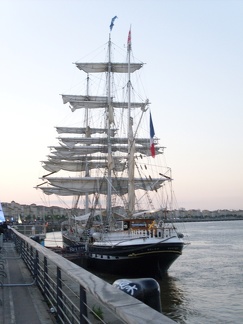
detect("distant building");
top-left (1, 201), bottom-right (243, 223)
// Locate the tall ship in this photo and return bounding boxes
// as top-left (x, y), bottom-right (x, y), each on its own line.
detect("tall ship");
top-left (37, 18), bottom-right (185, 278)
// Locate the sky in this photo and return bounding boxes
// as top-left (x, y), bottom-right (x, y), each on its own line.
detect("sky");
top-left (0, 0), bottom-right (242, 211)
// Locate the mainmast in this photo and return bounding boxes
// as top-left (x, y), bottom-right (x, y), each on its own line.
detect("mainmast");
top-left (106, 18), bottom-right (116, 222)
top-left (127, 29), bottom-right (135, 216)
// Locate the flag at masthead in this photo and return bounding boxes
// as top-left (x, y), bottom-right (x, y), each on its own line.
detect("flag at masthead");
top-left (127, 28), bottom-right (131, 50)
top-left (110, 16), bottom-right (118, 31)
top-left (150, 112), bottom-right (156, 158)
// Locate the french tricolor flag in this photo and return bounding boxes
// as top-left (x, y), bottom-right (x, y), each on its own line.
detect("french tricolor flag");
top-left (150, 112), bottom-right (155, 158)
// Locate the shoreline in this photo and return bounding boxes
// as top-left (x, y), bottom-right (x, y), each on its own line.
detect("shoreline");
top-left (173, 216), bottom-right (243, 223)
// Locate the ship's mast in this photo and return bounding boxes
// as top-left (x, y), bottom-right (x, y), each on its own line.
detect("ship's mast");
top-left (127, 29), bottom-right (135, 216)
top-left (84, 74), bottom-right (90, 214)
top-left (106, 33), bottom-right (112, 220)
top-left (73, 74), bottom-right (90, 215)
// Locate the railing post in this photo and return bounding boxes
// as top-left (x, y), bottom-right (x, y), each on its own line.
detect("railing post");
top-left (15, 235), bottom-right (22, 254)
top-left (56, 267), bottom-right (63, 322)
top-left (30, 245), bottom-right (34, 274)
top-left (35, 250), bottom-right (39, 280)
top-left (80, 285), bottom-right (87, 324)
top-left (44, 256), bottom-right (48, 297)
top-left (20, 238), bottom-right (23, 257)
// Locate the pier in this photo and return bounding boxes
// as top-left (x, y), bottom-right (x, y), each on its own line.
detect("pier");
top-left (0, 229), bottom-right (175, 323)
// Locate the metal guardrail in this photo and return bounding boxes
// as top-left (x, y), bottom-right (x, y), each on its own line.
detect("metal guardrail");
top-left (10, 228), bottom-right (174, 324)
top-left (11, 224), bottom-right (46, 237)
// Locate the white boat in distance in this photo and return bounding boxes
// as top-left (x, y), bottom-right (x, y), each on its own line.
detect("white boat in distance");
top-left (37, 18), bottom-right (185, 278)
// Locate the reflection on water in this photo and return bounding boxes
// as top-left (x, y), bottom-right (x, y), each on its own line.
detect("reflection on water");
top-left (159, 274), bottom-right (186, 322)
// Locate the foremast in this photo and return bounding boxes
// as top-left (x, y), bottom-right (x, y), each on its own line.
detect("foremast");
top-left (84, 74), bottom-right (90, 214)
top-left (127, 29), bottom-right (135, 217)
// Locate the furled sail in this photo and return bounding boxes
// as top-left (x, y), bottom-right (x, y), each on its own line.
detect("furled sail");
top-left (56, 126), bottom-right (117, 136)
top-left (40, 176), bottom-right (167, 196)
top-left (75, 62), bottom-right (143, 73)
top-left (42, 160), bottom-right (125, 173)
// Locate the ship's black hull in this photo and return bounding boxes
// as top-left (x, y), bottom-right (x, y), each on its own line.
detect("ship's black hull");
top-left (84, 242), bottom-right (184, 279)
top-left (62, 232), bottom-right (184, 279)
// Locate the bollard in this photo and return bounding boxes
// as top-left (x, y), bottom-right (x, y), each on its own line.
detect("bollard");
top-left (113, 278), bottom-right (162, 313)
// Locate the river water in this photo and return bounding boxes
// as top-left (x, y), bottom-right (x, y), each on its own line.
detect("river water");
top-left (156, 220), bottom-right (243, 323)
top-left (47, 221), bottom-right (243, 323)
top-left (92, 221), bottom-right (243, 323)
